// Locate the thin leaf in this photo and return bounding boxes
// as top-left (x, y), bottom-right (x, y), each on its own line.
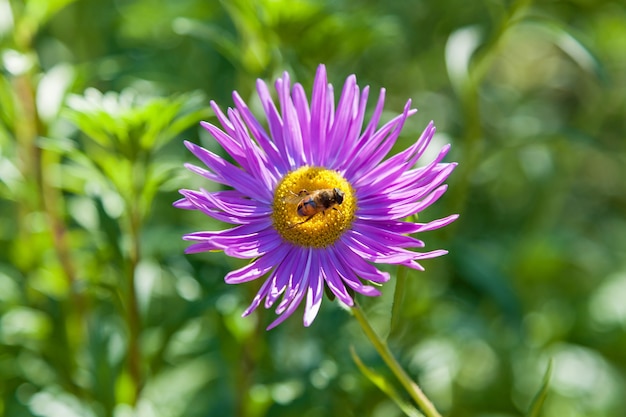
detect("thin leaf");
top-left (350, 346), bottom-right (424, 417)
top-left (527, 359), bottom-right (553, 417)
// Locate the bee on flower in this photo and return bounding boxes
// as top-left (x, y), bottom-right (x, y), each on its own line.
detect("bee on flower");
top-left (175, 64), bottom-right (457, 329)
top-left (283, 188), bottom-right (345, 228)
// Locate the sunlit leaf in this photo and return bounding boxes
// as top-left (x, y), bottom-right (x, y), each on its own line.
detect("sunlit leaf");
top-left (36, 64), bottom-right (75, 122)
top-left (24, 0), bottom-right (80, 27)
top-left (65, 89), bottom-right (208, 157)
top-left (0, 0), bottom-right (14, 37)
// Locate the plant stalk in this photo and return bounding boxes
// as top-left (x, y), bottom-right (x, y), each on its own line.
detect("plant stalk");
top-left (352, 302), bottom-right (442, 417)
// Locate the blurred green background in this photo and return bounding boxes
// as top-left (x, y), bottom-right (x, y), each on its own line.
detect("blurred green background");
top-left (1, 0), bottom-right (625, 416)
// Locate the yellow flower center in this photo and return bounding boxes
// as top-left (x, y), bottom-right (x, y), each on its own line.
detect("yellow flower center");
top-left (272, 166), bottom-right (357, 247)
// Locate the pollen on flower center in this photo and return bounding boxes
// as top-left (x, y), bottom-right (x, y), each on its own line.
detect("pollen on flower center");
top-left (272, 166), bottom-right (357, 248)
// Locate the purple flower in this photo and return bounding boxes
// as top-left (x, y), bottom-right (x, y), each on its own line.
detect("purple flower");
top-left (175, 65), bottom-right (457, 329)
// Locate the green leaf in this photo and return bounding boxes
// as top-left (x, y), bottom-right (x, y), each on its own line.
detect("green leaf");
top-left (24, 0), bottom-right (80, 26)
top-left (520, 19), bottom-right (605, 81)
top-left (65, 89), bottom-right (208, 158)
top-left (0, 73), bottom-right (16, 129)
top-left (36, 136), bottom-right (77, 154)
top-left (350, 346), bottom-right (424, 417)
top-left (527, 359), bottom-right (553, 417)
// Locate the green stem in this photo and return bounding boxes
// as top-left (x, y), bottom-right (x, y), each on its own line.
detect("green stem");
top-left (352, 301), bottom-right (442, 417)
top-left (13, 52), bottom-right (85, 395)
top-left (126, 202), bottom-right (143, 405)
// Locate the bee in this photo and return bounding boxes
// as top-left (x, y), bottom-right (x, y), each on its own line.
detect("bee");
top-left (284, 188), bottom-right (345, 228)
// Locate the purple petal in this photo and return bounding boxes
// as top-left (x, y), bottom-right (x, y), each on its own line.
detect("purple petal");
top-left (242, 273), bottom-right (275, 317)
top-left (344, 101), bottom-right (416, 179)
top-left (265, 246), bottom-right (304, 309)
top-left (352, 221), bottom-right (425, 249)
top-left (303, 251), bottom-right (323, 327)
top-left (275, 247), bottom-right (312, 314)
top-left (309, 64), bottom-right (330, 166)
top-left (326, 246), bottom-right (382, 297)
top-left (413, 214), bottom-right (459, 232)
top-left (340, 88), bottom-right (386, 175)
top-left (325, 75), bottom-right (358, 166)
top-left (354, 121), bottom-right (436, 191)
top-left (225, 245), bottom-right (290, 284)
top-left (184, 141), bottom-right (272, 203)
top-left (277, 73), bottom-right (305, 168)
top-left (231, 92), bottom-right (289, 175)
top-left (178, 189), bottom-right (271, 225)
top-left (341, 229), bottom-right (424, 267)
top-left (226, 109), bottom-right (280, 186)
top-left (334, 239), bottom-right (391, 284)
top-left (256, 78), bottom-right (292, 168)
top-left (319, 251), bottom-right (354, 306)
top-left (357, 184), bottom-right (450, 220)
top-left (267, 249), bottom-right (312, 330)
top-left (292, 83), bottom-right (312, 164)
top-left (183, 223), bottom-right (279, 258)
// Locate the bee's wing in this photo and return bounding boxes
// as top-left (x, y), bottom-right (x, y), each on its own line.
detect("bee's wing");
top-left (283, 190), bottom-right (309, 204)
top-left (283, 195), bottom-right (303, 204)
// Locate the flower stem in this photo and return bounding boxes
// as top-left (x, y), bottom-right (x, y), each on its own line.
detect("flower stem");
top-left (352, 301), bottom-right (442, 417)
top-left (125, 197), bottom-right (143, 405)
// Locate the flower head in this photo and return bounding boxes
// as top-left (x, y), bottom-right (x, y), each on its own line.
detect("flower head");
top-left (175, 65), bottom-right (458, 329)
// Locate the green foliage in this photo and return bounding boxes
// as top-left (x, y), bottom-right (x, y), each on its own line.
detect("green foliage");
top-left (1, 0), bottom-right (625, 416)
